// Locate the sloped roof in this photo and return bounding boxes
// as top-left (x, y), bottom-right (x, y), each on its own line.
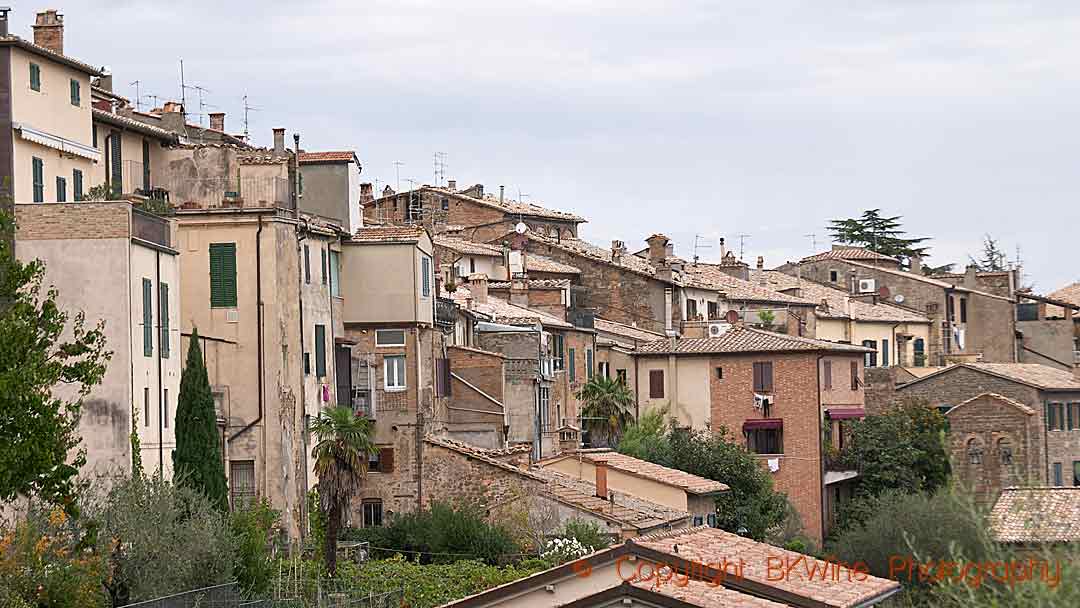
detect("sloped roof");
top-left (414, 186), bottom-right (585, 222)
top-left (594, 317), bottom-right (667, 345)
top-left (842, 260), bottom-right (1014, 301)
top-left (682, 264), bottom-right (816, 305)
top-left (433, 234), bottom-right (503, 257)
top-left (348, 225), bottom-right (427, 243)
top-left (903, 363), bottom-right (1080, 391)
top-left (763, 271), bottom-right (930, 323)
top-left (633, 527), bottom-right (901, 608)
top-left (636, 325), bottom-right (872, 356)
top-left (488, 278), bottom-right (570, 290)
top-left (92, 109), bottom-right (179, 142)
top-left (448, 286), bottom-right (574, 329)
top-left (945, 392), bottom-right (1036, 417)
top-left (800, 246), bottom-right (899, 264)
top-left (298, 151), bottom-right (358, 164)
top-left (0, 36), bottom-right (101, 75)
top-left (1049, 281), bottom-right (1080, 308)
top-left (990, 487), bottom-right (1080, 543)
top-left (528, 234), bottom-right (661, 278)
top-left (526, 253), bottom-right (580, 275)
top-left (572, 451), bottom-right (728, 495)
top-left (625, 578), bottom-right (787, 608)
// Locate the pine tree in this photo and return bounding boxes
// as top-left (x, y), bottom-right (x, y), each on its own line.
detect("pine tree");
top-left (969, 234), bottom-right (1007, 272)
top-left (173, 328), bottom-right (229, 512)
top-left (828, 209), bottom-right (931, 261)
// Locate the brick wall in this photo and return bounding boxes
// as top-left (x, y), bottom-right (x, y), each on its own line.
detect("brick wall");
top-left (447, 345), bottom-right (506, 426)
top-left (421, 441), bottom-right (544, 508)
top-left (946, 395), bottom-right (1040, 506)
top-left (16, 202), bottom-right (130, 240)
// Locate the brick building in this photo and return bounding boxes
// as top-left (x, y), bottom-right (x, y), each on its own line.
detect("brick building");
top-left (1048, 281), bottom-right (1080, 355)
top-left (781, 246), bottom-right (1018, 366)
top-left (633, 325), bottom-right (871, 543)
top-left (895, 363), bottom-right (1080, 498)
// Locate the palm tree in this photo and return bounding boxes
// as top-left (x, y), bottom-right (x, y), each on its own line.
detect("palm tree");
top-left (308, 406), bottom-right (378, 576)
top-left (575, 375), bottom-right (635, 448)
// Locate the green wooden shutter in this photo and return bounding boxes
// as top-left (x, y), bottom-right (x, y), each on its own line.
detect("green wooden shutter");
top-left (209, 243), bottom-right (237, 307)
top-left (304, 245), bottom-right (310, 284)
top-left (586, 348), bottom-right (594, 379)
top-left (142, 139), bottom-right (151, 191)
top-left (70, 79), bottom-right (80, 106)
top-left (73, 169), bottom-right (83, 201)
top-left (321, 248), bottom-right (327, 285)
top-left (29, 63), bottom-right (41, 91)
top-left (568, 348), bottom-right (576, 383)
top-left (159, 283), bottom-right (170, 358)
top-left (32, 157), bottom-right (44, 202)
top-left (55, 176), bottom-right (66, 202)
top-left (314, 325), bottom-right (327, 377)
top-left (142, 279), bottom-right (153, 357)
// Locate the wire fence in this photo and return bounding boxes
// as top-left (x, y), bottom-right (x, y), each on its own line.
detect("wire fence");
top-left (123, 579), bottom-right (405, 608)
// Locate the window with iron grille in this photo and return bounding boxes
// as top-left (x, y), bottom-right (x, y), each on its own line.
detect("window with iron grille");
top-left (363, 499), bottom-right (383, 527)
top-left (230, 460), bottom-right (256, 508)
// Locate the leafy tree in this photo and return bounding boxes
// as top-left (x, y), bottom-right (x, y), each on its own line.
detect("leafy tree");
top-left (556, 519), bottom-right (612, 552)
top-left (309, 406), bottom-right (378, 576)
top-left (969, 233), bottom-right (1008, 272)
top-left (575, 375), bottom-right (635, 447)
top-left (828, 209), bottom-right (930, 261)
top-left (618, 415), bottom-right (791, 541)
top-left (0, 213), bottom-right (111, 512)
top-left (230, 498), bottom-right (280, 597)
top-left (173, 328), bottom-right (229, 512)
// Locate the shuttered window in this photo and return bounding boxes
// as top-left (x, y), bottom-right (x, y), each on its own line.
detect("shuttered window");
top-left (29, 63), bottom-right (41, 91)
top-left (568, 348), bottom-right (576, 383)
top-left (209, 243), bottom-right (237, 307)
top-left (304, 245), bottom-right (311, 284)
top-left (142, 279), bottom-right (153, 357)
top-left (329, 250), bottom-right (341, 297)
top-left (159, 283), bottom-right (170, 358)
top-left (649, 369), bottom-right (664, 398)
top-left (73, 169), bottom-right (84, 201)
top-left (69, 79), bottom-right (80, 106)
top-left (142, 139), bottom-right (151, 191)
top-left (379, 448), bottom-right (394, 473)
top-left (314, 324), bottom-right (327, 377)
top-left (586, 348), bottom-right (594, 379)
top-left (320, 247), bottom-right (327, 285)
top-left (55, 176), bottom-right (66, 202)
top-left (435, 358), bottom-right (451, 397)
top-left (421, 255), bottom-right (432, 297)
top-left (752, 362), bottom-right (773, 393)
top-left (823, 360), bottom-right (832, 390)
top-left (32, 157), bottom-right (44, 202)
top-left (109, 131), bottom-right (122, 197)
top-left (850, 361), bottom-right (860, 390)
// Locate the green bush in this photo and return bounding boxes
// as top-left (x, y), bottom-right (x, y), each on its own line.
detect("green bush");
top-left (231, 498), bottom-right (280, 597)
top-left (557, 519), bottom-right (612, 553)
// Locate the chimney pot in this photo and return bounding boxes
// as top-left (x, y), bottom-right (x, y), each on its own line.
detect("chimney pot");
top-left (646, 234), bottom-right (671, 268)
top-left (272, 128), bottom-right (285, 155)
top-left (468, 273), bottom-right (489, 304)
top-left (447, 179), bottom-right (456, 191)
top-left (594, 461), bottom-right (608, 499)
top-left (0, 8), bottom-right (10, 37)
top-left (209, 112), bottom-right (225, 132)
top-left (33, 10), bottom-right (64, 55)
top-left (499, 185), bottom-right (505, 204)
top-left (163, 101), bottom-right (183, 114)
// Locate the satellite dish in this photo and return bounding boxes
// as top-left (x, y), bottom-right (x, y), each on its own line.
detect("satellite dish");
top-left (894, 294), bottom-right (905, 304)
top-left (724, 310), bottom-right (740, 324)
top-left (514, 222), bottom-right (528, 234)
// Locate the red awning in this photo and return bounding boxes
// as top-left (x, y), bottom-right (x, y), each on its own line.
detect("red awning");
top-left (742, 419), bottom-right (783, 431)
top-left (827, 408), bottom-right (866, 420)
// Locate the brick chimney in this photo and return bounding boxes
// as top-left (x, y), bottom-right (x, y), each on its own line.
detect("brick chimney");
top-left (757, 256), bottom-right (766, 286)
top-left (611, 240), bottom-right (626, 265)
top-left (468, 273), bottom-right (489, 304)
top-left (162, 101), bottom-right (183, 114)
top-left (646, 234), bottom-right (670, 267)
top-left (272, 128), bottom-right (286, 155)
top-left (0, 8), bottom-right (10, 37)
top-left (594, 461), bottom-right (608, 499)
top-left (909, 254), bottom-right (923, 275)
top-left (33, 10), bottom-right (64, 55)
top-left (209, 112), bottom-right (225, 132)
top-left (510, 278), bottom-right (529, 307)
top-left (359, 183), bottom-right (374, 203)
top-left (447, 179), bottom-right (456, 191)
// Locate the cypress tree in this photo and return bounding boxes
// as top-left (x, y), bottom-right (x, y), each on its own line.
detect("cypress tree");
top-left (173, 328), bottom-right (229, 511)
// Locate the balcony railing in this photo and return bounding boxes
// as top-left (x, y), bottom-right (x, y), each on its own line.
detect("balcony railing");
top-left (132, 207), bottom-right (171, 249)
top-left (436, 297), bottom-right (456, 329)
top-left (165, 176), bottom-right (290, 209)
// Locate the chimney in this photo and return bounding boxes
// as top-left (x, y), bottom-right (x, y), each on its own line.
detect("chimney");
top-left (849, 269), bottom-right (858, 295)
top-left (33, 10), bottom-right (64, 55)
top-left (499, 185), bottom-right (505, 204)
top-left (719, 237), bottom-right (726, 258)
top-left (756, 256), bottom-right (766, 286)
top-left (0, 7), bottom-right (10, 37)
top-left (594, 461), bottom-right (608, 499)
top-left (664, 288), bottom-right (675, 336)
top-left (97, 74), bottom-right (113, 92)
top-left (272, 128), bottom-right (286, 155)
top-left (468, 273), bottom-right (489, 304)
top-left (162, 101), bottom-right (183, 114)
top-left (646, 234), bottom-right (670, 267)
top-left (209, 112), bottom-right (225, 132)
top-left (964, 265), bottom-right (979, 289)
top-left (611, 240), bottom-right (626, 264)
top-left (510, 278), bottom-right (529, 307)
top-left (909, 254), bottom-right (922, 275)
top-left (447, 179), bottom-right (456, 191)
top-left (359, 183), bottom-right (374, 203)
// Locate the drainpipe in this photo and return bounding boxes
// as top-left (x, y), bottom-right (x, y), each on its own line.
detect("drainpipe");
top-left (296, 218), bottom-right (309, 537)
top-left (228, 215), bottom-right (265, 464)
top-left (156, 249), bottom-right (164, 477)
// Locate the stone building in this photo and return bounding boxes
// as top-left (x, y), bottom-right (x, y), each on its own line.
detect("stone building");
top-left (632, 324), bottom-right (871, 543)
top-left (895, 363), bottom-right (1080, 496)
top-left (1048, 281), bottom-right (1080, 356)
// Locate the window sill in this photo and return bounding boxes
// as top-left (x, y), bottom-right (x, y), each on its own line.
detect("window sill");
top-left (375, 344), bottom-right (406, 349)
top-left (384, 387), bottom-right (407, 393)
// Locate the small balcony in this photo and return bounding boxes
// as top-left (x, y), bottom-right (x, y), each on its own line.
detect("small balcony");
top-left (436, 297), bottom-right (456, 329)
top-left (165, 175), bottom-right (290, 209)
top-left (131, 207), bottom-right (171, 249)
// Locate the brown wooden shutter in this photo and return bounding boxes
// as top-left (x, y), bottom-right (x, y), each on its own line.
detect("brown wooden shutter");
top-left (649, 370), bottom-right (664, 398)
top-left (850, 361), bottom-right (859, 390)
top-left (379, 448), bottom-right (394, 474)
top-left (434, 358), bottom-right (451, 397)
top-left (823, 360), bottom-right (832, 390)
top-left (753, 363), bottom-right (763, 392)
top-left (763, 362), bottom-right (773, 392)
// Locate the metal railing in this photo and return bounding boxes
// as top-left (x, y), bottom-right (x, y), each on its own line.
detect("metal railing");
top-left (132, 206), bottom-right (171, 248)
top-left (124, 582), bottom-right (242, 608)
top-left (166, 176), bottom-right (290, 209)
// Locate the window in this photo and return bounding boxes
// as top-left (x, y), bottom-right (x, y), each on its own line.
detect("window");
top-left (143, 387), bottom-right (150, 427)
top-left (693, 516), bottom-right (704, 526)
top-left (1071, 403), bottom-right (1080, 430)
top-left (998, 438), bottom-right (1013, 466)
top-left (55, 176), bottom-right (66, 202)
top-left (850, 361), bottom-right (860, 390)
top-left (913, 338), bottom-right (926, 367)
top-left (948, 296), bottom-right (956, 321)
top-left (746, 428), bottom-right (783, 454)
top-left (329, 250), bottom-right (341, 297)
top-left (686, 299), bottom-right (698, 320)
top-left (568, 348), bottom-right (576, 383)
top-left (303, 352), bottom-right (311, 375)
top-left (141, 278), bottom-right (154, 356)
top-left (1053, 462), bottom-right (1063, 486)
top-left (1074, 461), bottom-right (1080, 487)
top-left (1048, 403), bottom-right (1066, 431)
top-left (368, 450), bottom-right (381, 473)
top-left (1068, 402), bottom-right (1076, 431)
top-left (752, 362), bottom-right (773, 393)
top-left (861, 340), bottom-right (878, 367)
top-left (829, 270), bottom-right (838, 283)
top-left (421, 255), bottom-right (432, 297)
top-left (881, 338), bottom-right (889, 367)
top-left (649, 369), bottom-right (664, 398)
top-left (959, 298), bottom-right (967, 323)
top-left (29, 62), bottom-right (41, 91)
top-left (822, 360), bottom-right (832, 390)
top-left (163, 389), bottom-right (169, 428)
top-left (716, 367), bottom-right (724, 380)
top-left (552, 334), bottom-right (565, 370)
top-left (69, 79), bottom-right (80, 106)
top-left (586, 348), bottom-right (594, 379)
top-left (370, 448), bottom-right (392, 473)
top-left (92, 123), bottom-right (98, 148)
top-left (321, 247), bottom-right (327, 285)
top-left (313, 324), bottom-right (327, 377)
top-left (209, 243), bottom-right (238, 307)
top-left (230, 460), bottom-right (256, 508)
top-left (469, 257), bottom-right (476, 274)
top-left (375, 329), bottom-right (406, 347)
top-left (598, 361), bottom-right (610, 379)
top-left (707, 513), bottom-right (717, 528)
top-left (616, 369), bottom-right (627, 384)
top-left (384, 355), bottom-right (406, 390)
top-left (540, 387), bottom-right (550, 430)
top-left (966, 438), bottom-right (982, 465)
top-left (363, 500), bottom-right (383, 527)
top-left (304, 244), bottom-right (311, 284)
top-left (73, 169), bottom-right (83, 201)
top-left (32, 157), bottom-right (44, 202)
top-left (159, 283), bottom-right (170, 358)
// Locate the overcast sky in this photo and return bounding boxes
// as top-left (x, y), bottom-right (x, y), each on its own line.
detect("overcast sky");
top-left (35, 1), bottom-right (1080, 290)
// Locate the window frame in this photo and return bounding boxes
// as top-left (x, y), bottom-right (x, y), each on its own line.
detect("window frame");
top-left (362, 499), bottom-right (383, 527)
top-left (746, 427), bottom-right (783, 455)
top-left (421, 255), bottom-right (432, 298)
top-left (29, 62), bottom-right (41, 91)
top-left (329, 250), bottom-right (341, 297)
top-left (209, 242), bottom-right (238, 308)
top-left (73, 168), bottom-right (84, 201)
top-left (1052, 462), bottom-right (1063, 486)
top-left (649, 369), bottom-right (664, 399)
top-left (314, 324), bottom-right (327, 377)
top-left (32, 157), bottom-right (45, 202)
top-left (55, 176), bottom-right (67, 202)
top-left (375, 329), bottom-right (406, 348)
top-left (69, 78), bottom-right (81, 106)
top-left (383, 355), bottom-right (407, 391)
top-left (752, 361), bottom-right (774, 393)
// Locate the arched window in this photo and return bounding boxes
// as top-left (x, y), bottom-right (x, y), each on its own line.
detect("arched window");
top-left (997, 438), bottom-right (1013, 466)
top-left (966, 438), bottom-right (983, 465)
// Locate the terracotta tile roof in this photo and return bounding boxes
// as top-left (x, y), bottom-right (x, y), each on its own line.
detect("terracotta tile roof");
top-left (573, 450), bottom-right (729, 495)
top-left (990, 487), bottom-right (1080, 543)
top-left (529, 234), bottom-right (661, 279)
top-left (425, 436), bottom-right (548, 481)
top-left (800, 246), bottom-right (900, 264)
top-left (538, 470), bottom-right (690, 530)
top-left (682, 264), bottom-right (816, 305)
top-left (418, 186), bottom-right (585, 222)
top-left (433, 234), bottom-right (503, 257)
top-left (425, 435), bottom-right (529, 459)
top-left (636, 325), bottom-right (872, 356)
top-left (843, 261), bottom-right (1014, 301)
top-left (1049, 281), bottom-right (1080, 308)
top-left (348, 225), bottom-right (427, 243)
top-left (298, 151), bottom-right (358, 164)
top-left (594, 317), bottom-right (667, 345)
top-left (763, 271), bottom-right (930, 323)
top-left (448, 286), bottom-right (574, 329)
top-left (633, 527), bottom-right (902, 608)
top-left (488, 279), bottom-right (570, 290)
top-left (0, 36), bottom-right (101, 75)
top-left (946, 392), bottom-right (1036, 416)
top-left (629, 577), bottom-right (787, 608)
top-left (960, 363), bottom-right (1080, 391)
top-left (526, 253), bottom-right (581, 275)
top-left (92, 109), bottom-right (179, 142)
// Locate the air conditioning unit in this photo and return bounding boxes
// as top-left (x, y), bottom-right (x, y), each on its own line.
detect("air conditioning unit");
top-left (708, 322), bottom-right (731, 338)
top-left (858, 278), bottom-right (877, 294)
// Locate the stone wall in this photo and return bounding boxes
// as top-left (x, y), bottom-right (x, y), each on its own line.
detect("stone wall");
top-left (946, 395), bottom-right (1040, 506)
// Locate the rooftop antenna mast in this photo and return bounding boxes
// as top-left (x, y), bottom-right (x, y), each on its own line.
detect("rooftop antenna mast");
top-left (736, 233), bottom-right (751, 261)
top-left (183, 84), bottom-right (211, 128)
top-left (129, 80), bottom-right (140, 111)
top-left (692, 235), bottom-right (712, 265)
top-left (804, 233), bottom-right (817, 252)
top-left (433, 152), bottom-right (447, 187)
top-left (178, 59), bottom-right (186, 121)
top-left (241, 95), bottom-right (261, 141)
top-left (393, 161), bottom-right (404, 193)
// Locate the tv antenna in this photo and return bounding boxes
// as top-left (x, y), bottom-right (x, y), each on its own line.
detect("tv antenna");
top-left (804, 233), bottom-right (817, 252)
top-left (433, 152), bottom-right (447, 187)
top-left (241, 95), bottom-right (261, 140)
top-left (692, 235), bottom-right (712, 265)
top-left (393, 161), bottom-right (405, 192)
top-left (736, 233), bottom-right (751, 261)
top-left (183, 84), bottom-right (211, 128)
top-left (129, 80), bottom-right (141, 111)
